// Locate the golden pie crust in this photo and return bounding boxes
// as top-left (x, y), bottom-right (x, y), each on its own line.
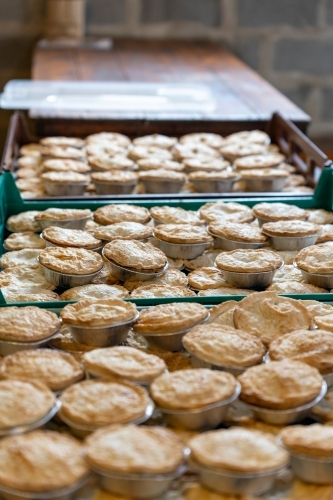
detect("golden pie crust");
top-left (39, 247), bottom-right (103, 275)
top-left (0, 430), bottom-right (88, 492)
top-left (172, 143), bottom-right (219, 160)
top-left (35, 208), bottom-right (92, 221)
top-left (133, 133), bottom-right (177, 149)
top-left (123, 268), bottom-right (188, 292)
top-left (268, 281), bottom-right (328, 294)
top-left (0, 249), bottom-right (41, 269)
top-left (41, 145), bottom-right (85, 160)
top-left (183, 324), bottom-right (265, 367)
top-left (199, 202), bottom-right (254, 223)
top-left (6, 211), bottom-right (41, 233)
top-left (2, 288), bottom-right (59, 303)
top-left (43, 159), bottom-right (91, 173)
top-left (220, 143), bottom-right (267, 161)
top-left (41, 171), bottom-right (87, 184)
top-left (273, 249), bottom-right (298, 265)
top-left (222, 130), bottom-right (270, 146)
top-left (94, 204), bottom-right (150, 225)
top-left (233, 291), bottom-right (311, 346)
top-left (40, 136), bottom-right (84, 148)
top-left (91, 171), bottom-right (138, 183)
top-left (189, 428), bottom-right (289, 472)
top-left (252, 202), bottom-right (308, 222)
top-left (317, 224), bottom-right (333, 243)
top-left (60, 298), bottom-right (137, 327)
top-left (0, 349), bottom-right (84, 391)
top-left (180, 132), bottom-right (224, 149)
top-left (0, 306), bottom-right (60, 342)
top-left (86, 132), bottom-right (131, 147)
top-left (19, 143), bottom-right (42, 156)
top-left (154, 224), bottom-right (213, 244)
top-left (138, 158), bottom-right (184, 171)
top-left (88, 155), bottom-right (135, 171)
top-left (234, 153), bottom-right (285, 170)
top-left (42, 227), bottom-right (101, 249)
top-left (151, 369), bottom-right (236, 409)
top-left (133, 302), bottom-right (208, 334)
top-left (207, 300), bottom-right (238, 327)
top-left (60, 379), bottom-right (149, 426)
top-left (296, 245), bottom-right (333, 274)
top-left (129, 145), bottom-right (173, 161)
top-left (187, 267), bottom-right (227, 290)
top-left (0, 264), bottom-right (56, 290)
top-left (188, 171), bottom-right (237, 180)
top-left (4, 232), bottom-right (46, 251)
top-left (184, 250), bottom-right (221, 270)
top-left (84, 425), bottom-right (184, 474)
top-left (16, 178), bottom-right (44, 192)
top-left (238, 360), bottom-right (323, 409)
top-left (216, 248), bottom-right (282, 273)
top-left (269, 329), bottom-right (333, 374)
top-left (302, 300), bottom-right (333, 319)
top-left (209, 221), bottom-right (267, 243)
top-left (83, 346), bottom-right (166, 382)
top-left (18, 155), bottom-right (42, 167)
top-left (60, 284), bottom-right (129, 301)
top-left (308, 209), bottom-right (333, 224)
top-left (314, 313), bottom-right (333, 332)
top-left (240, 168), bottom-right (289, 179)
top-left (0, 379), bottom-right (55, 428)
top-left (183, 158), bottom-right (230, 172)
top-left (262, 220), bottom-right (320, 237)
top-left (104, 239), bottom-right (167, 271)
top-left (280, 424), bottom-right (333, 457)
top-left (272, 264), bottom-right (303, 282)
top-left (139, 168), bottom-right (186, 181)
top-left (90, 265), bottom-right (119, 285)
top-left (150, 206), bottom-right (203, 225)
top-left (130, 284), bottom-right (195, 298)
top-left (94, 221), bottom-right (152, 241)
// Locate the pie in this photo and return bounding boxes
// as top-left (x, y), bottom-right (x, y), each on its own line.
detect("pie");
top-left (0, 264), bottom-right (56, 290)
top-left (133, 133), bottom-right (177, 149)
top-left (238, 360), bottom-right (323, 409)
top-left (262, 220), bottom-right (320, 237)
top-left (189, 428), bottom-right (289, 472)
top-left (49, 325), bottom-right (97, 356)
top-left (84, 425), bottom-right (185, 474)
top-left (60, 284), bottom-right (129, 300)
top-left (2, 288), bottom-right (60, 303)
top-left (183, 158), bottom-right (230, 172)
top-left (272, 264), bottom-right (303, 282)
top-left (317, 224), bottom-right (333, 243)
top-left (18, 155), bottom-right (42, 167)
top-left (222, 130), bottom-right (270, 146)
top-left (215, 249), bottom-right (282, 273)
top-left (272, 249), bottom-right (297, 265)
top-left (60, 298), bottom-right (137, 327)
top-left (139, 169), bottom-right (186, 182)
top-left (154, 224), bottom-right (213, 244)
top-left (83, 346), bottom-right (166, 382)
top-left (199, 202), bottom-right (254, 223)
top-left (0, 430), bottom-right (88, 491)
top-left (103, 240), bottom-right (167, 271)
top-left (252, 202), bottom-right (308, 222)
top-left (40, 136), bottom-right (84, 148)
top-left (88, 155), bottom-right (135, 171)
top-left (94, 221), bottom-right (152, 241)
top-left (295, 245), bottom-right (333, 274)
top-left (208, 221), bottom-right (267, 243)
top-left (172, 143), bottom-right (219, 160)
top-left (138, 158), bottom-right (184, 171)
top-left (183, 250), bottom-right (221, 270)
top-left (233, 291), bottom-right (311, 345)
top-left (133, 302), bottom-right (208, 335)
top-left (151, 369), bottom-right (237, 409)
top-left (0, 349), bottom-right (84, 391)
top-left (42, 227), bottom-right (102, 249)
top-left (183, 324), bottom-right (265, 367)
top-left (302, 300), bottom-right (333, 319)
top-left (0, 306), bottom-right (60, 342)
top-left (19, 143), bottom-right (42, 156)
top-left (41, 171), bottom-right (88, 184)
top-left (94, 204), bottom-right (151, 225)
top-left (43, 159), bottom-right (91, 173)
top-left (129, 145), bottom-right (173, 161)
top-left (269, 329), bottom-right (333, 374)
top-left (240, 168), bottom-right (289, 179)
top-left (35, 208), bottom-right (92, 221)
top-left (0, 379), bottom-right (55, 428)
top-left (234, 153), bottom-right (285, 170)
top-left (130, 284), bottom-right (196, 298)
top-left (41, 145), bottom-right (85, 160)
top-left (6, 211), bottom-right (41, 232)
top-left (60, 379), bottom-right (149, 426)
top-left (307, 209), bottom-right (333, 224)
top-left (39, 247), bottom-right (103, 275)
top-left (16, 178), bottom-right (44, 192)
top-left (150, 206), bottom-right (203, 225)
top-left (0, 249), bottom-right (41, 269)
top-left (207, 300), bottom-right (238, 327)
top-left (268, 281), bottom-right (328, 294)
top-left (4, 232), bottom-right (46, 251)
top-left (90, 266), bottom-right (119, 285)
top-left (91, 170), bottom-right (138, 184)
top-left (188, 171), bottom-right (238, 181)
top-left (86, 132), bottom-right (131, 147)
top-left (314, 314), bottom-right (333, 331)
top-left (123, 268), bottom-right (188, 292)
top-left (187, 267), bottom-right (227, 290)
top-left (198, 287), bottom-right (254, 296)
top-left (220, 143), bottom-right (268, 162)
top-left (180, 132), bottom-right (224, 149)
top-left (280, 424), bottom-right (333, 457)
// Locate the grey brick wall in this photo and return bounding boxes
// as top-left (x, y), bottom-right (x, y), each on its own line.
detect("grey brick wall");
top-left (1, 0), bottom-right (333, 139)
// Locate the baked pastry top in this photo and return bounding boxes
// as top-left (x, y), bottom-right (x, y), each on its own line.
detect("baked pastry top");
top-left (233, 291), bottom-right (311, 345)
top-left (238, 360), bottom-right (323, 409)
top-left (41, 145), bottom-right (85, 160)
top-left (295, 245), bottom-right (333, 274)
top-left (0, 249), bottom-right (40, 269)
top-left (207, 300), bottom-right (238, 327)
top-left (151, 369), bottom-right (237, 409)
top-left (215, 248), bottom-right (282, 273)
top-left (269, 329), bottom-right (333, 374)
top-left (307, 208), bottom-right (333, 224)
top-left (60, 298), bottom-right (137, 327)
top-left (41, 171), bottom-right (88, 183)
top-left (94, 221), bottom-right (152, 241)
top-left (43, 159), bottom-right (91, 173)
top-left (40, 136), bottom-right (84, 148)
top-left (84, 425), bottom-right (185, 474)
top-left (268, 281), bottom-right (328, 294)
top-left (183, 250), bottom-right (221, 270)
top-left (42, 227), bottom-right (102, 249)
top-left (209, 221), bottom-right (267, 243)
top-left (272, 264), bottom-right (303, 283)
top-left (133, 302), bottom-right (208, 334)
top-left (4, 232), bottom-right (46, 251)
top-left (234, 153), bottom-right (285, 170)
top-left (314, 313), bottom-right (333, 331)
top-left (91, 171), bottom-right (138, 183)
top-left (35, 208), bottom-right (92, 221)
top-left (172, 142), bottom-right (219, 160)
top-left (94, 204), bottom-right (151, 225)
top-left (2, 288), bottom-right (60, 304)
top-left (0, 264), bottom-right (56, 290)
top-left (262, 220), bottom-right (320, 237)
top-left (252, 202), bottom-right (308, 222)
top-left (180, 132), bottom-right (224, 149)
top-left (240, 168), bottom-right (289, 179)
top-left (154, 224), bottom-right (213, 244)
top-left (139, 168), bottom-right (186, 181)
top-left (0, 379), bottom-right (55, 428)
top-left (39, 247), bottom-right (103, 275)
top-left (138, 158), bottom-right (184, 171)
top-left (6, 211), bottom-right (41, 233)
top-left (88, 155), bottom-right (135, 171)
top-left (223, 130), bottom-right (270, 145)
top-left (0, 306), bottom-right (60, 342)
top-left (19, 143), bottom-right (42, 156)
top-left (220, 143), bottom-right (267, 160)
top-left (199, 202), bottom-right (254, 223)
top-left (0, 430), bottom-right (88, 491)
top-left (83, 346), bottom-right (166, 382)
top-left (123, 268), bottom-right (188, 292)
top-left (187, 267), bottom-right (227, 290)
top-left (131, 284), bottom-right (195, 298)
top-left (0, 349), bottom-right (84, 391)
top-left (86, 131), bottom-right (131, 147)
top-left (104, 240), bottom-right (167, 271)
top-left (188, 170), bottom-right (238, 180)
top-left (302, 299), bottom-right (333, 319)
top-left (183, 324), bottom-right (265, 367)
top-left (59, 284), bottom-right (129, 300)
top-left (150, 206), bottom-right (203, 225)
top-left (60, 379), bottom-right (149, 426)
top-left (129, 145), bottom-right (173, 161)
top-left (189, 428), bottom-right (289, 472)
top-left (183, 158), bottom-right (230, 172)
top-left (280, 424), bottom-right (333, 457)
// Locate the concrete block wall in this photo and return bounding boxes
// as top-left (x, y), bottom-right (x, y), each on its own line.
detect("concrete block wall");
top-left (1, 0), bottom-right (333, 139)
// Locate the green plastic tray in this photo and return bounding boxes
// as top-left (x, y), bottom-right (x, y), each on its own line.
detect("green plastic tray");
top-left (1, 167), bottom-right (333, 308)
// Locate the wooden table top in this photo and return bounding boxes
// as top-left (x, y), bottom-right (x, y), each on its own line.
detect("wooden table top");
top-left (31, 39), bottom-right (310, 134)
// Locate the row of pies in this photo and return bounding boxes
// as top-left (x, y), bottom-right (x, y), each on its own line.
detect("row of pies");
top-left (15, 130), bottom-right (312, 197)
top-left (2, 203), bottom-right (333, 302)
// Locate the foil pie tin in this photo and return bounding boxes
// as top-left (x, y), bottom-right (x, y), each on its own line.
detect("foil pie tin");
top-left (154, 238), bottom-right (209, 260)
top-left (141, 179), bottom-right (185, 194)
top-left (103, 249), bottom-right (168, 282)
top-left (37, 215), bottom-right (92, 231)
top-left (208, 230), bottom-right (266, 251)
top-left (43, 181), bottom-right (89, 197)
top-left (93, 181), bottom-right (137, 195)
